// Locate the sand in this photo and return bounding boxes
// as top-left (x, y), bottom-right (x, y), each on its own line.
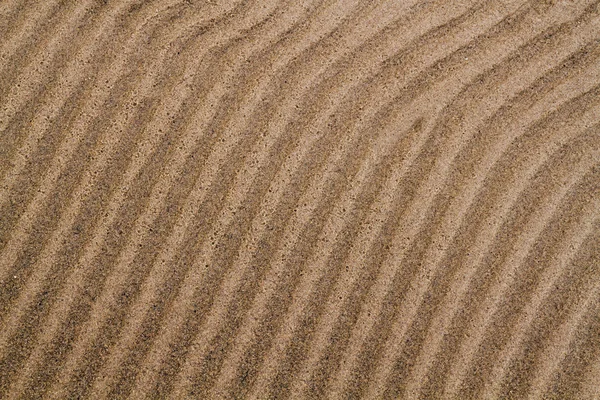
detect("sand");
top-left (1, 0), bottom-right (599, 398)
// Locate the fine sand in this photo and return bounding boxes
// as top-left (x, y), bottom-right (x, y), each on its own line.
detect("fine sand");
top-left (1, 0), bottom-right (600, 398)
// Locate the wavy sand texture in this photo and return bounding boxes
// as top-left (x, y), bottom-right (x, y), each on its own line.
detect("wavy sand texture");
top-left (1, 0), bottom-right (599, 399)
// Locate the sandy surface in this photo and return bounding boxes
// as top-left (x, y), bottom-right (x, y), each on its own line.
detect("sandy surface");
top-left (1, 0), bottom-right (600, 398)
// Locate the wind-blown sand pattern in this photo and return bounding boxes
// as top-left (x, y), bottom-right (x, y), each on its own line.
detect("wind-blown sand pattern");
top-left (1, 0), bottom-right (600, 398)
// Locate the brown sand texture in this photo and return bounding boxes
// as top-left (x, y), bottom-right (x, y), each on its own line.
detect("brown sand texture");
top-left (1, 0), bottom-right (600, 399)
